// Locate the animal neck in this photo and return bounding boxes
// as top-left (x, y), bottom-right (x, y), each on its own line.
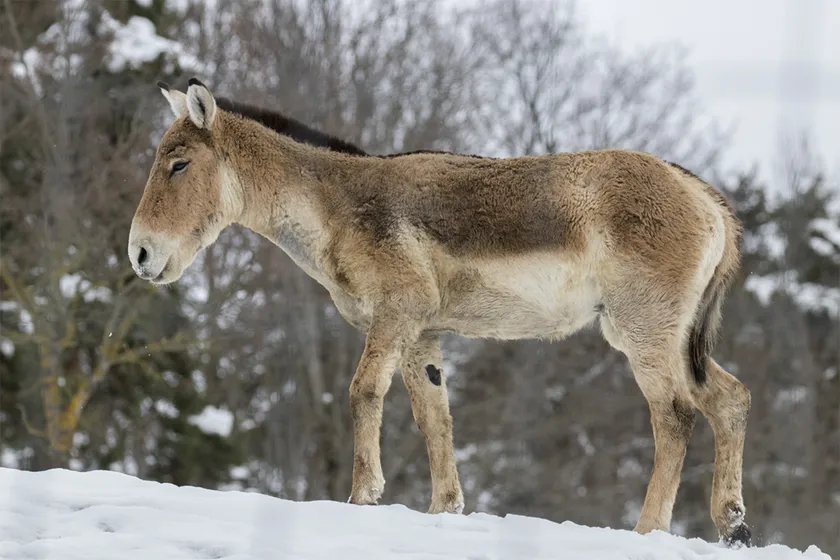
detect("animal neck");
top-left (219, 112), bottom-right (370, 279)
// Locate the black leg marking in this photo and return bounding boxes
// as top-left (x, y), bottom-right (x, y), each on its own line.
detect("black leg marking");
top-left (425, 364), bottom-right (442, 386)
top-left (725, 523), bottom-right (752, 548)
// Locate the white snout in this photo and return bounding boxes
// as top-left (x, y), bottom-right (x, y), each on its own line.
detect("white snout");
top-left (127, 228), bottom-right (177, 283)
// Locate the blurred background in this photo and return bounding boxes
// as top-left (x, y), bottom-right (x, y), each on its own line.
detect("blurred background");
top-left (0, 0), bottom-right (837, 555)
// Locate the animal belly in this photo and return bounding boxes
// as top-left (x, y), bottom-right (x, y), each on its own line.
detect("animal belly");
top-left (328, 290), bottom-right (373, 332)
top-left (437, 262), bottom-right (601, 340)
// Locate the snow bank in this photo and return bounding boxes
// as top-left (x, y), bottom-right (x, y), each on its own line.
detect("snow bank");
top-left (0, 467), bottom-right (830, 560)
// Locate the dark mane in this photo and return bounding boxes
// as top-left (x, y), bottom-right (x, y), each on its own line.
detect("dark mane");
top-left (665, 160), bottom-right (704, 182)
top-left (215, 97), bottom-right (368, 156)
top-left (379, 149), bottom-right (493, 160)
top-left (216, 97), bottom-right (493, 160)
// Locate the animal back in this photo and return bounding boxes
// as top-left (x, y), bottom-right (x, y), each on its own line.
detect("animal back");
top-left (403, 156), bottom-right (586, 258)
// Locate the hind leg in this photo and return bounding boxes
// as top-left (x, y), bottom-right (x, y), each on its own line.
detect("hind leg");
top-left (601, 311), bottom-right (696, 534)
top-left (632, 351), bottom-right (696, 534)
top-left (692, 358), bottom-right (751, 547)
top-left (400, 334), bottom-right (464, 514)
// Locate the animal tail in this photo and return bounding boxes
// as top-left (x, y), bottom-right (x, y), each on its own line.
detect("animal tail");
top-left (665, 160), bottom-right (742, 386)
top-left (688, 276), bottom-right (725, 385)
top-left (687, 215), bottom-right (741, 386)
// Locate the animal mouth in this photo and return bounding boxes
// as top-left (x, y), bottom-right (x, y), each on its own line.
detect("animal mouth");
top-left (151, 259), bottom-right (170, 284)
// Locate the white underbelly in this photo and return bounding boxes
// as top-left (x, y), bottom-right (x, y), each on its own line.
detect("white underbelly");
top-left (436, 256), bottom-right (602, 340)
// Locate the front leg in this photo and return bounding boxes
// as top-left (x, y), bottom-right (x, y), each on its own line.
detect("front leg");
top-left (348, 317), bottom-right (416, 505)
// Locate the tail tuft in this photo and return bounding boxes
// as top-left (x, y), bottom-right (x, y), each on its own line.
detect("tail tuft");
top-left (688, 281), bottom-right (725, 385)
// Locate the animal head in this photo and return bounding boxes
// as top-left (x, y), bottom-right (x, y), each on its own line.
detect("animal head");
top-left (128, 78), bottom-right (242, 285)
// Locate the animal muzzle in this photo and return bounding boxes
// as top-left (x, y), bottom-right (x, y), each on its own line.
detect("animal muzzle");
top-left (127, 230), bottom-right (174, 282)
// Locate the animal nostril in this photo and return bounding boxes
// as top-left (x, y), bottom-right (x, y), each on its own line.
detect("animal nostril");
top-left (137, 246), bottom-right (149, 266)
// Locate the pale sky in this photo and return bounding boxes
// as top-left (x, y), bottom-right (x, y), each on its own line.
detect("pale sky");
top-left (577, 0), bottom-right (840, 187)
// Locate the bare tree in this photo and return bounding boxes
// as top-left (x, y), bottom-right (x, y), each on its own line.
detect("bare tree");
top-left (463, 0), bottom-right (728, 170)
top-left (4, 0), bottom-right (837, 555)
top-left (1, 0), bottom-right (200, 467)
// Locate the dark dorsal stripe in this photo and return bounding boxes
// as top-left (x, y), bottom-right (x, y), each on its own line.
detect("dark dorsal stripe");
top-left (215, 96), bottom-right (492, 160)
top-left (378, 149), bottom-right (493, 160)
top-left (215, 97), bottom-right (368, 156)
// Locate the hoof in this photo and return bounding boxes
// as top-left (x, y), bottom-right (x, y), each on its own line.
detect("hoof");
top-left (723, 523), bottom-right (752, 549)
top-left (428, 494), bottom-right (465, 515)
top-left (633, 519), bottom-right (668, 535)
top-left (348, 492), bottom-right (381, 506)
top-left (349, 482), bottom-right (384, 506)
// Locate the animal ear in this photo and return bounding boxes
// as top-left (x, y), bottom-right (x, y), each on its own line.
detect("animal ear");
top-left (157, 81), bottom-right (187, 119)
top-left (185, 77), bottom-right (217, 130)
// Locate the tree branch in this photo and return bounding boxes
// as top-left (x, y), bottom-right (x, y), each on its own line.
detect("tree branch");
top-left (16, 403), bottom-right (46, 439)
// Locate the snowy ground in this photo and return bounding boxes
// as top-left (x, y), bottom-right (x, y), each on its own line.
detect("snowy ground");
top-left (0, 467), bottom-right (831, 560)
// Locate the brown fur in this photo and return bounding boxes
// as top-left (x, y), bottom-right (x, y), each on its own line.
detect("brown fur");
top-left (128, 80), bottom-right (752, 546)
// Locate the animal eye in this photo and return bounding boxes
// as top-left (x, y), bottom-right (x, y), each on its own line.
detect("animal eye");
top-left (171, 161), bottom-right (190, 175)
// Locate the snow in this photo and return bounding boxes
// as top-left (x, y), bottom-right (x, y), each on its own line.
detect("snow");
top-left (772, 386), bottom-right (810, 410)
top-left (155, 399), bottom-right (179, 419)
top-left (188, 405), bottom-right (234, 437)
top-left (104, 15), bottom-right (182, 72)
top-left (810, 218), bottom-right (840, 260)
top-left (166, 0), bottom-right (191, 14)
top-left (59, 273), bottom-right (113, 303)
top-left (0, 451), bottom-right (19, 470)
top-left (745, 272), bottom-right (840, 316)
top-left (0, 467), bottom-right (831, 560)
top-left (812, 218), bottom-right (840, 246)
top-left (13, 3), bottom-right (201, 95)
top-left (17, 309), bottom-right (34, 335)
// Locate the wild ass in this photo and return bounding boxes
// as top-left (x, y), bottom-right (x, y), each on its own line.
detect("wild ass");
top-left (128, 79), bottom-right (752, 547)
